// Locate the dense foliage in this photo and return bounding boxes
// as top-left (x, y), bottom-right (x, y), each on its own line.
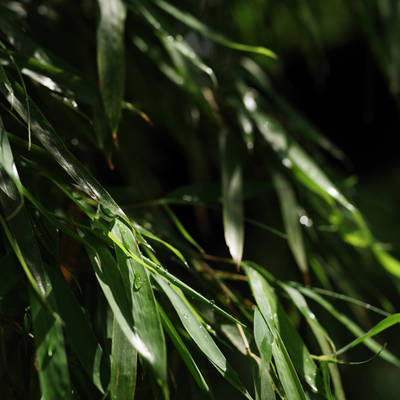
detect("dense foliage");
top-left (1, 1), bottom-right (400, 399)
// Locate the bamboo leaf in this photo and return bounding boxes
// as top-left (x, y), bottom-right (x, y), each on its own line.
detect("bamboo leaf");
top-left (97, 0), bottom-right (126, 139)
top-left (111, 219), bottom-right (168, 392)
top-left (298, 286), bottom-right (400, 367)
top-left (108, 230), bottom-right (245, 326)
top-left (110, 316), bottom-right (137, 400)
top-left (151, 0), bottom-right (277, 58)
top-left (272, 171), bottom-right (309, 282)
top-left (155, 276), bottom-right (253, 400)
top-left (82, 232), bottom-right (155, 374)
top-left (0, 81), bottom-right (125, 220)
top-left (336, 314), bottom-right (400, 356)
top-left (243, 263), bottom-right (308, 399)
top-left (220, 130), bottom-right (244, 266)
top-left (253, 356), bottom-right (276, 400)
top-left (282, 284), bottom-right (344, 400)
top-left (44, 262), bottom-right (106, 394)
top-left (254, 308), bottom-right (273, 365)
top-left (157, 303), bottom-right (212, 396)
top-left (30, 291), bottom-right (72, 400)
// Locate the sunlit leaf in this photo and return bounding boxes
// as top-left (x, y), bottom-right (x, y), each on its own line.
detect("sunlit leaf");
top-left (111, 219), bottom-right (168, 391)
top-left (220, 130), bottom-right (244, 266)
top-left (243, 263), bottom-right (308, 399)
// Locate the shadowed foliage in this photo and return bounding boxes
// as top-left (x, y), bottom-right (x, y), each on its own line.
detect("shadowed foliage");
top-left (1, 1), bottom-right (400, 399)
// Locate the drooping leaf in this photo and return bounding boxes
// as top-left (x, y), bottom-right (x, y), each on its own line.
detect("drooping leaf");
top-left (220, 130), bottom-right (244, 266)
top-left (151, 0), bottom-right (277, 58)
top-left (157, 303), bottom-right (212, 396)
top-left (30, 291), bottom-right (73, 400)
top-left (282, 284), bottom-right (344, 400)
top-left (0, 81), bottom-right (125, 220)
top-left (97, 0), bottom-right (127, 139)
top-left (108, 230), bottom-right (245, 326)
top-left (244, 262), bottom-right (321, 392)
top-left (110, 219), bottom-right (168, 392)
top-left (44, 262), bottom-right (106, 394)
top-left (155, 275), bottom-right (253, 400)
top-left (336, 313), bottom-right (400, 356)
top-left (243, 263), bottom-right (308, 399)
top-left (110, 315), bottom-right (137, 400)
top-left (298, 285), bottom-right (400, 367)
top-left (272, 171), bottom-right (309, 283)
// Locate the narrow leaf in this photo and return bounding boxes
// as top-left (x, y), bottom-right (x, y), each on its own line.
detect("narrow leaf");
top-left (243, 263), bottom-right (308, 400)
top-left (30, 291), bottom-right (72, 400)
top-left (336, 314), bottom-right (400, 356)
top-left (44, 263), bottom-right (105, 394)
top-left (155, 276), bottom-right (253, 400)
top-left (0, 81), bottom-right (125, 220)
top-left (298, 286), bottom-right (400, 367)
top-left (220, 130), bottom-right (244, 265)
top-left (97, 0), bottom-right (127, 138)
top-left (110, 316), bottom-right (137, 400)
top-left (272, 172), bottom-right (309, 282)
top-left (158, 303), bottom-right (211, 396)
top-left (282, 284), bottom-right (344, 400)
top-left (151, 0), bottom-right (277, 58)
top-left (111, 219), bottom-right (168, 391)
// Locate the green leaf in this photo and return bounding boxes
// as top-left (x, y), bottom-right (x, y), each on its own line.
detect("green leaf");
top-left (137, 3), bottom-right (217, 86)
top-left (97, 0), bottom-right (127, 138)
top-left (108, 230), bottom-right (245, 326)
top-left (162, 204), bottom-right (204, 254)
top-left (272, 172), bottom-right (309, 282)
top-left (0, 47), bottom-right (96, 105)
top-left (110, 316), bottom-right (137, 400)
top-left (151, 0), bottom-right (277, 58)
top-left (253, 357), bottom-right (276, 400)
top-left (0, 81), bottom-right (125, 220)
top-left (44, 263), bottom-right (106, 394)
top-left (111, 219), bottom-right (168, 392)
top-left (336, 313), bottom-right (400, 356)
top-left (373, 245), bottom-right (400, 279)
top-left (134, 222), bottom-right (189, 267)
top-left (155, 276), bottom-right (253, 400)
top-left (220, 130), bottom-right (244, 265)
top-left (0, 124), bottom-right (72, 398)
top-left (243, 263), bottom-right (307, 400)
top-left (30, 291), bottom-right (72, 400)
top-left (157, 303), bottom-right (211, 396)
top-left (297, 286), bottom-right (400, 367)
top-left (254, 308), bottom-right (273, 365)
top-left (82, 233), bottom-right (151, 371)
top-left (252, 112), bottom-right (351, 209)
top-left (282, 284), bottom-right (344, 400)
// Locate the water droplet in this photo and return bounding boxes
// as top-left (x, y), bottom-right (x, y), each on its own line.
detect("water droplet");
top-left (243, 91), bottom-right (257, 111)
top-left (134, 274), bottom-right (143, 291)
top-left (282, 158), bottom-right (292, 168)
top-left (327, 186), bottom-right (339, 198)
top-left (299, 215), bottom-right (313, 227)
